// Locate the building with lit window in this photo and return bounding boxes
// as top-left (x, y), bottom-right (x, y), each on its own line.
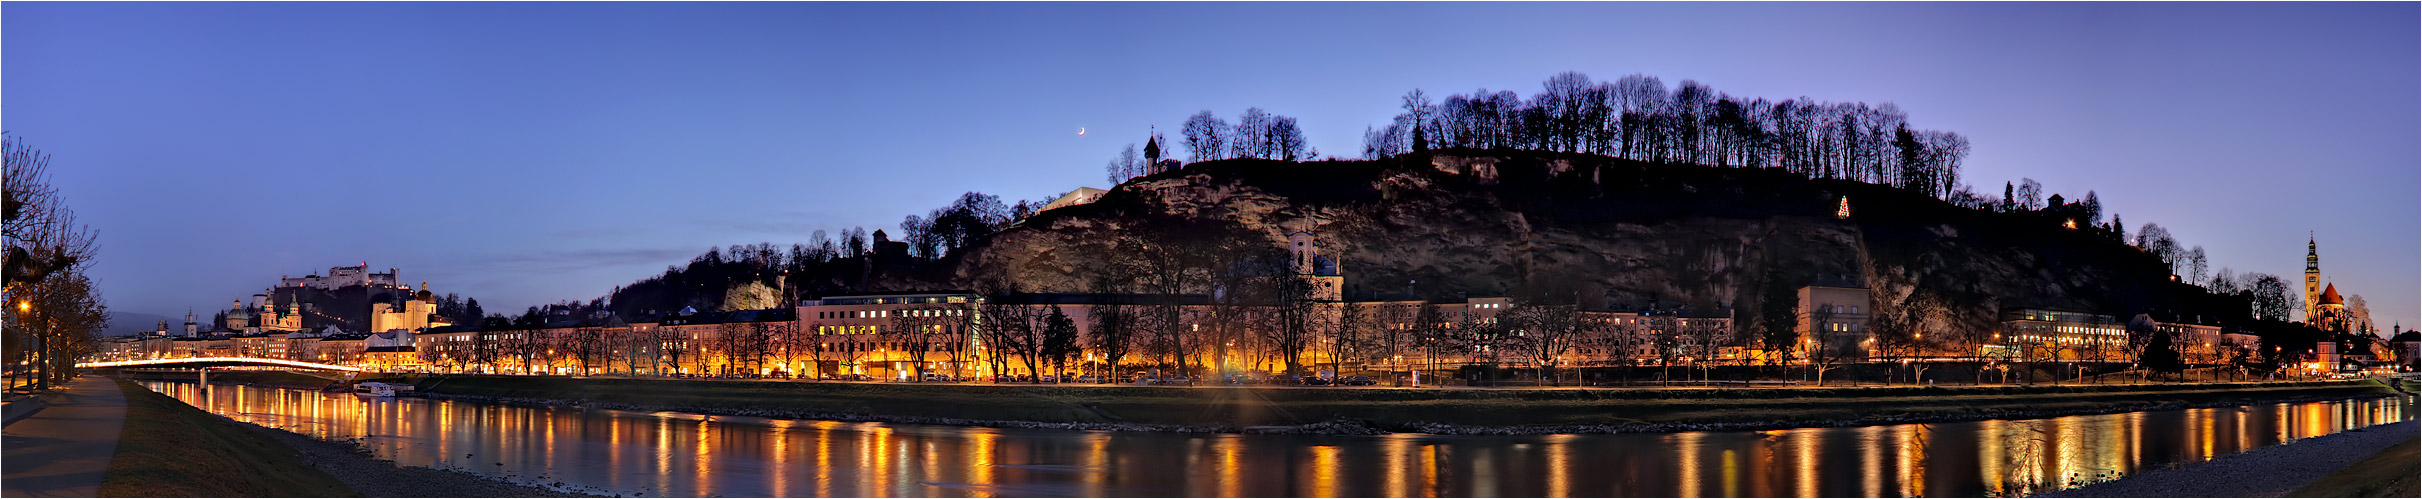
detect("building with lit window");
top-left (799, 292), bottom-right (979, 380)
top-left (1797, 276), bottom-right (1873, 360)
top-left (1995, 309), bottom-right (2128, 362)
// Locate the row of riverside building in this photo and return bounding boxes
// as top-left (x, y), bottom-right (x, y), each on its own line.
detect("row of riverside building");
top-left (100, 230), bottom-right (2380, 379)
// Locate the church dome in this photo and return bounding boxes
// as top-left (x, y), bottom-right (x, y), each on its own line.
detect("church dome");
top-left (2320, 283), bottom-right (2344, 305)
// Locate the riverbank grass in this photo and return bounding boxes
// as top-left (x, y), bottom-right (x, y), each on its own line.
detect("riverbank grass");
top-left (2287, 434), bottom-right (2419, 498)
top-left (97, 378), bottom-right (357, 497)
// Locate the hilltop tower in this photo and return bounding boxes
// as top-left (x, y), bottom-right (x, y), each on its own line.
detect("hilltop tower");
top-left (1143, 127), bottom-right (1163, 175)
top-left (2305, 235), bottom-right (2320, 321)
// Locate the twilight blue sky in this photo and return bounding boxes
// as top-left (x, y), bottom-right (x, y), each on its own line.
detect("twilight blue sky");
top-left (6, 2), bottom-right (2415, 329)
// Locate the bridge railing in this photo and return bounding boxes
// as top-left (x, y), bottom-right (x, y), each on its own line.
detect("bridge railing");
top-left (77, 356), bottom-right (363, 372)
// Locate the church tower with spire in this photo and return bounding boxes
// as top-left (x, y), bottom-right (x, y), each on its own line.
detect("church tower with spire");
top-left (2305, 235), bottom-right (2321, 321)
top-left (1143, 126), bottom-right (1163, 176)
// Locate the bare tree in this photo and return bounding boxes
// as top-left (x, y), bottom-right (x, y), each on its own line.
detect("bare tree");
top-left (1267, 116), bottom-right (1314, 161)
top-left (4, 136), bottom-right (105, 389)
top-left (567, 326), bottom-right (607, 375)
top-left (614, 326), bottom-right (653, 375)
top-left (1106, 143), bottom-right (1144, 184)
top-left (2137, 223), bottom-right (2180, 275)
top-left (1410, 303), bottom-right (1452, 384)
top-left (1232, 107), bottom-right (1272, 160)
top-left (2184, 246), bottom-right (2209, 285)
top-left (1402, 89), bottom-right (1435, 152)
top-left (977, 291), bottom-right (1046, 382)
top-left (888, 305), bottom-right (950, 381)
top-left (2346, 295), bottom-right (2375, 334)
top-left (1260, 271), bottom-right (1322, 376)
top-left (2247, 273), bottom-right (2295, 322)
top-left (500, 327), bottom-right (544, 374)
top-left (1682, 317), bottom-right (1732, 383)
top-left (1454, 309), bottom-right (1506, 385)
top-left (1802, 305), bottom-right (1848, 386)
top-left (1181, 110), bottom-right (1229, 162)
top-left (1503, 298), bottom-right (1584, 386)
top-left (1332, 301), bottom-right (1372, 378)
top-left (1084, 274), bottom-right (1138, 383)
top-left (2015, 178), bottom-right (2044, 211)
top-left (653, 326), bottom-right (690, 375)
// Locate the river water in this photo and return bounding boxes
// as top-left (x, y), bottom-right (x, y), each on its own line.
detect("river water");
top-left (139, 381), bottom-right (2414, 498)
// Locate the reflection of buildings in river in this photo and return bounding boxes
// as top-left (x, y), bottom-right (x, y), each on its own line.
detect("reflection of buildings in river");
top-left (1544, 434), bottom-right (1573, 498)
top-left (1081, 432), bottom-right (1107, 498)
top-left (1720, 448), bottom-right (1739, 498)
top-left (693, 418), bottom-right (710, 497)
top-left (1382, 436), bottom-right (1410, 498)
top-left (1423, 444), bottom-right (1443, 497)
top-left (771, 423), bottom-right (789, 497)
top-left (1893, 424), bottom-right (1926, 498)
top-left (129, 382), bottom-right (2419, 499)
top-left (1785, 428), bottom-right (1818, 498)
top-left (1180, 438), bottom-right (1206, 496)
top-left (871, 425), bottom-right (895, 497)
top-left (1672, 432), bottom-right (1702, 498)
top-left (1310, 445), bottom-right (1340, 498)
top-left (814, 423), bottom-right (834, 498)
top-left (1857, 424), bottom-right (1884, 498)
top-left (654, 416), bottom-right (671, 494)
top-left (1469, 446), bottom-right (1497, 498)
top-left (1216, 436), bottom-right (1242, 497)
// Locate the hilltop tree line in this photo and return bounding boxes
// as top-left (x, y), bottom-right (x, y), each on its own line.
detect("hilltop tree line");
top-left (537, 191), bottom-right (1054, 324)
top-left (1104, 108), bottom-right (1318, 185)
top-left (1361, 71), bottom-right (1973, 201)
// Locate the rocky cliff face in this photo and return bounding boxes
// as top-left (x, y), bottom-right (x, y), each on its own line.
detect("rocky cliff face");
top-left (958, 151), bottom-right (2180, 327)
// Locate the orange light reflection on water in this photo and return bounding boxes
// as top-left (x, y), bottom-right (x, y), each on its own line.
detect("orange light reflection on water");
top-left (1218, 436), bottom-right (1244, 497)
top-left (1421, 444), bottom-right (1440, 498)
top-left (126, 382), bottom-right (2418, 499)
top-left (1545, 434), bottom-right (1574, 498)
top-left (1790, 428), bottom-right (1819, 498)
top-left (1310, 444), bottom-right (1339, 498)
top-left (1382, 436), bottom-right (1411, 498)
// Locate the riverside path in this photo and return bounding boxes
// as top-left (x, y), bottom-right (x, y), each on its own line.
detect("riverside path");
top-left (2, 376), bottom-right (128, 498)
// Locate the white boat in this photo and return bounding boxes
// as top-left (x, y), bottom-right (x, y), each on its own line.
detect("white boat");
top-left (353, 382), bottom-right (399, 398)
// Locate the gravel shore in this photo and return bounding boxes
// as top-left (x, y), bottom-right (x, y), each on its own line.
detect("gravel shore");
top-left (233, 420), bottom-right (602, 497)
top-left (2034, 420), bottom-right (2419, 498)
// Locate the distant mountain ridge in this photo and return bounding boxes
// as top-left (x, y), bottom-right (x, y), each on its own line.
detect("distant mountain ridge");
top-left (103, 311), bottom-right (172, 336)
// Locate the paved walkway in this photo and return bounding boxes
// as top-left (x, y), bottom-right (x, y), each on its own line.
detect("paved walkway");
top-left (2, 376), bottom-right (129, 498)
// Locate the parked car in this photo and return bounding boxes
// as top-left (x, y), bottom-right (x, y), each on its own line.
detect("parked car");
top-left (1300, 376), bottom-right (1331, 386)
top-left (1336, 375), bottom-right (1377, 386)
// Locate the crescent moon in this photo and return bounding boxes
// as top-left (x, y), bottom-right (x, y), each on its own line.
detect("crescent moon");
top-left (1077, 127), bottom-right (1086, 136)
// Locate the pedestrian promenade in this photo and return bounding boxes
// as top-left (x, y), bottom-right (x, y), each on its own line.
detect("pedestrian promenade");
top-left (2, 376), bottom-right (129, 498)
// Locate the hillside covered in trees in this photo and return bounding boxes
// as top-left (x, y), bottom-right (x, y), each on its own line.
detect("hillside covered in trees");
top-left (972, 149), bottom-right (2251, 332)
